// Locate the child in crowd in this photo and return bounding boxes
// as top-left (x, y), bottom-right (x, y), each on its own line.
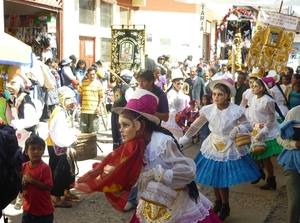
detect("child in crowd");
top-left (198, 94), bottom-right (212, 144)
top-left (175, 99), bottom-right (198, 137)
top-left (186, 100), bottom-right (200, 143)
top-left (22, 135), bottom-right (54, 223)
top-left (75, 59), bottom-right (87, 82)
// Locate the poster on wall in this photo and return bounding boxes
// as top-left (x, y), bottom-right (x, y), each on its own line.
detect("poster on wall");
top-left (110, 25), bottom-right (146, 77)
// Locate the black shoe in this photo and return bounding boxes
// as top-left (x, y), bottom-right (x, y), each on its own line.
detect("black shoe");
top-left (218, 203), bottom-right (230, 221)
top-left (251, 169), bottom-right (266, 184)
top-left (212, 200), bottom-right (222, 213)
top-left (260, 176), bottom-right (277, 190)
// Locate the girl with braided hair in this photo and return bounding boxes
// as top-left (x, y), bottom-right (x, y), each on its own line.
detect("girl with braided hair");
top-left (247, 77), bottom-right (283, 189)
top-left (75, 89), bottom-right (221, 223)
top-left (179, 78), bottom-right (260, 221)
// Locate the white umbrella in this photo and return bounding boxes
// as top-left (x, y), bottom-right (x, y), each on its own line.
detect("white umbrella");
top-left (0, 32), bottom-right (33, 67)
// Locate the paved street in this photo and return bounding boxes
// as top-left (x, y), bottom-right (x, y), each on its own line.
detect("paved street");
top-left (3, 132), bottom-right (288, 223)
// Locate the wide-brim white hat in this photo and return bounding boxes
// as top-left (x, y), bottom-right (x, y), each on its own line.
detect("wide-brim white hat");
top-left (209, 77), bottom-right (236, 97)
top-left (61, 58), bottom-right (72, 65)
top-left (171, 69), bottom-right (184, 81)
top-left (120, 69), bottom-right (134, 77)
top-left (113, 89), bottom-right (160, 125)
top-left (266, 70), bottom-right (280, 83)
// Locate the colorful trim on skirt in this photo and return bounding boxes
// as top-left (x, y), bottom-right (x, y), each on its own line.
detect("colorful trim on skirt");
top-left (249, 139), bottom-right (283, 160)
top-left (194, 152), bottom-right (260, 188)
top-left (129, 209), bottom-right (222, 223)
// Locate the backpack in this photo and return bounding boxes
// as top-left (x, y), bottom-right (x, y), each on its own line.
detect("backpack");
top-left (0, 124), bottom-right (22, 217)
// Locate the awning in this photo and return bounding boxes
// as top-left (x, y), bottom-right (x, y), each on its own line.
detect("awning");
top-left (5, 0), bottom-right (63, 11)
top-left (175, 0), bottom-right (300, 6)
top-left (102, 0), bottom-right (117, 4)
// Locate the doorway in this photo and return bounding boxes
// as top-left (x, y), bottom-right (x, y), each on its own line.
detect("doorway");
top-left (79, 36), bottom-right (96, 67)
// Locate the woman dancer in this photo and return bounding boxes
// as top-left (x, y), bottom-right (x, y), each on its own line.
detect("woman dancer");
top-left (75, 89), bottom-right (221, 223)
top-left (161, 69), bottom-right (190, 138)
top-left (179, 78), bottom-right (260, 221)
top-left (247, 77), bottom-right (283, 189)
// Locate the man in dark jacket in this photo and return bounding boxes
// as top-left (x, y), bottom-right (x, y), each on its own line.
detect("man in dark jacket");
top-left (69, 55), bottom-right (78, 77)
top-left (235, 72), bottom-right (249, 105)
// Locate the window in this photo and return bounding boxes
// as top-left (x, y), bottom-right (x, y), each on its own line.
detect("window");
top-left (79, 0), bottom-right (95, 25)
top-left (100, 0), bottom-right (112, 28)
top-left (100, 37), bottom-right (111, 62)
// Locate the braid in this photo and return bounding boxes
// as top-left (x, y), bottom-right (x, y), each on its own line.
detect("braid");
top-left (265, 92), bottom-right (285, 121)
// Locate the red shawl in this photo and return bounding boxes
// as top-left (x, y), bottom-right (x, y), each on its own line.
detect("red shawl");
top-left (74, 138), bottom-right (145, 211)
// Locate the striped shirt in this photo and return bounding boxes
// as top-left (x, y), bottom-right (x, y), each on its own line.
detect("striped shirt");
top-left (78, 79), bottom-right (103, 114)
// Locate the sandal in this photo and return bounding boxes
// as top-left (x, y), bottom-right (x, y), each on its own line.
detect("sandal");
top-left (64, 193), bottom-right (80, 201)
top-left (53, 200), bottom-right (72, 208)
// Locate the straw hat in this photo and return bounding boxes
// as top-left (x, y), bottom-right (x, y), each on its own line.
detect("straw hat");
top-left (113, 89), bottom-right (160, 125)
top-left (209, 77), bottom-right (236, 97)
top-left (250, 67), bottom-right (263, 78)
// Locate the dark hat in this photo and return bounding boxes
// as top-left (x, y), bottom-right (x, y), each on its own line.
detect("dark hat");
top-left (69, 55), bottom-right (77, 60)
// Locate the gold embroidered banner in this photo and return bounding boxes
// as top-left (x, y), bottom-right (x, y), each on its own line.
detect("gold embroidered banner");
top-left (247, 10), bottom-right (299, 74)
top-left (110, 25), bottom-right (146, 76)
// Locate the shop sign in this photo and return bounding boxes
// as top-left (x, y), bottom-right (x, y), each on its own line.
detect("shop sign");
top-left (200, 3), bottom-right (206, 32)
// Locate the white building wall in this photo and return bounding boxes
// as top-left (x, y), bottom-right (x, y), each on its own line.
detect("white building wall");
top-left (62, 0), bottom-right (80, 58)
top-left (132, 11), bottom-right (202, 62)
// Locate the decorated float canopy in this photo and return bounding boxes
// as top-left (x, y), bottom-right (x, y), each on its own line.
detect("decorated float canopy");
top-left (247, 9), bottom-right (300, 74)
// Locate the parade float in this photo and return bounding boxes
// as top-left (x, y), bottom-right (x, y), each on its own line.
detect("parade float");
top-left (247, 5), bottom-right (300, 74)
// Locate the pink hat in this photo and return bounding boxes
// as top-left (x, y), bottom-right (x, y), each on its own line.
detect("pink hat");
top-left (189, 100), bottom-right (198, 105)
top-left (260, 77), bottom-right (275, 95)
top-left (209, 77), bottom-right (236, 97)
top-left (261, 77), bottom-right (275, 89)
top-left (113, 89), bottom-right (160, 125)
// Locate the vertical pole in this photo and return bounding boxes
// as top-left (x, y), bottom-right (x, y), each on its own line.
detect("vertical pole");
top-left (279, 1), bottom-right (283, 13)
top-left (231, 45), bottom-right (236, 103)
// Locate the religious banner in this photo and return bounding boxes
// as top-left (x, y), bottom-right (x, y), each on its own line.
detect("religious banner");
top-left (247, 9), bottom-right (299, 74)
top-left (110, 25), bottom-right (146, 76)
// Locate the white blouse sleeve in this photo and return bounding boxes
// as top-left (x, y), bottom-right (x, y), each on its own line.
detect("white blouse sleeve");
top-left (49, 111), bottom-right (77, 147)
top-left (184, 110), bottom-right (207, 140)
top-left (158, 139), bottom-right (196, 189)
